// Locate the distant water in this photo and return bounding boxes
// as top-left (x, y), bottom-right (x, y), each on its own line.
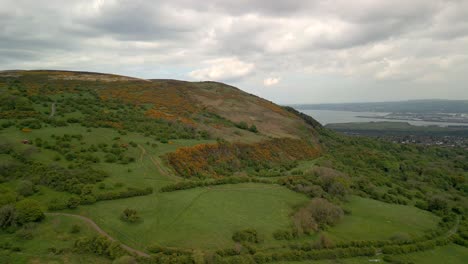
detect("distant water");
top-left (300, 110), bottom-right (468, 127)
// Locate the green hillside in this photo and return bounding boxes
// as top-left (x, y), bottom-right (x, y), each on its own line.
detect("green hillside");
top-left (0, 70), bottom-right (467, 263)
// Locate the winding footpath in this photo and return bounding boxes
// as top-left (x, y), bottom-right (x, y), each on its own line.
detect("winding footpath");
top-left (45, 212), bottom-right (150, 258)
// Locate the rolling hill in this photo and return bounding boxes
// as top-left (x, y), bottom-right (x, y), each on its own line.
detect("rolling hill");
top-left (0, 70), bottom-right (466, 264)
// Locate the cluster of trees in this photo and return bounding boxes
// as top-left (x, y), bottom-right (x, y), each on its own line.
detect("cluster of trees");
top-left (209, 246), bottom-right (376, 264)
top-left (319, 131), bottom-right (467, 217)
top-left (73, 235), bottom-right (127, 260)
top-left (47, 187), bottom-right (153, 210)
top-left (292, 198), bottom-right (344, 235)
top-left (34, 134), bottom-right (136, 165)
top-left (0, 147), bottom-right (108, 195)
top-left (167, 138), bottom-right (320, 178)
top-left (0, 199), bottom-right (44, 231)
top-left (2, 77), bottom-right (210, 146)
top-left (277, 166), bottom-right (351, 201)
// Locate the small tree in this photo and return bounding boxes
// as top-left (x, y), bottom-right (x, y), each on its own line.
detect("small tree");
top-left (15, 199), bottom-right (44, 224)
top-left (232, 229), bottom-right (263, 243)
top-left (16, 180), bottom-right (35, 197)
top-left (120, 208), bottom-right (140, 223)
top-left (67, 196), bottom-right (81, 209)
top-left (0, 204), bottom-right (18, 229)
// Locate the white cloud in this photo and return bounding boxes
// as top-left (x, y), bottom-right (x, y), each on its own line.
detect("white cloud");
top-left (263, 77), bottom-right (281, 86)
top-left (189, 57), bottom-right (254, 81)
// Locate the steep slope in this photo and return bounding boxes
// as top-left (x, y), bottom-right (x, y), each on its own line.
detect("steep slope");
top-left (0, 70), bottom-right (318, 143)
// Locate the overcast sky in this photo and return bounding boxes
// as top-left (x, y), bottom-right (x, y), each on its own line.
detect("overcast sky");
top-left (1, 0), bottom-right (468, 103)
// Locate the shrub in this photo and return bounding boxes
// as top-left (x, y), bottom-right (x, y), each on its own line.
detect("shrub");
top-left (273, 229), bottom-right (295, 240)
top-left (15, 199), bottom-right (44, 224)
top-left (0, 205), bottom-right (18, 229)
top-left (16, 180), bottom-right (35, 197)
top-left (232, 229), bottom-right (263, 243)
top-left (249, 125), bottom-right (258, 133)
top-left (67, 196), bottom-right (81, 209)
top-left (74, 236), bottom-right (126, 259)
top-left (120, 208), bottom-right (140, 223)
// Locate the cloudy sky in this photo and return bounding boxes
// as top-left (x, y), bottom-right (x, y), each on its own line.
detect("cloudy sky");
top-left (1, 0), bottom-right (468, 103)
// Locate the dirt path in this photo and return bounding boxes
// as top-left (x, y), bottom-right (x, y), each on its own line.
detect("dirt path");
top-left (138, 144), bottom-right (180, 181)
top-left (45, 212), bottom-right (150, 258)
top-left (49, 102), bottom-right (56, 118)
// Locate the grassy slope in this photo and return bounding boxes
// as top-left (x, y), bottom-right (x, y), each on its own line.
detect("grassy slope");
top-left (74, 183), bottom-right (308, 250)
top-left (327, 196), bottom-right (440, 241)
top-left (0, 215), bottom-right (110, 264)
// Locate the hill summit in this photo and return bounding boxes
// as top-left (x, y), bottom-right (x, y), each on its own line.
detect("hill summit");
top-left (0, 70), bottom-right (320, 142)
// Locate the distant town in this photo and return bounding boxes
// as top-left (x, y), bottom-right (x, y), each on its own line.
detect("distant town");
top-left (342, 133), bottom-right (468, 149)
top-left (358, 112), bottom-right (468, 124)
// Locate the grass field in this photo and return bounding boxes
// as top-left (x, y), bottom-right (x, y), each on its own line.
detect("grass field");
top-left (0, 215), bottom-right (111, 264)
top-left (74, 183), bottom-right (309, 250)
top-left (327, 196), bottom-right (440, 241)
top-left (393, 244), bottom-right (468, 264)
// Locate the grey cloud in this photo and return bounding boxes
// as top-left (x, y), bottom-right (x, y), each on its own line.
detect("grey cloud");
top-left (1, 0), bottom-right (467, 102)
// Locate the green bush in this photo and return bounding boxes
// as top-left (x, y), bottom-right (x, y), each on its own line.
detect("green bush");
top-left (15, 199), bottom-right (44, 224)
top-left (232, 229), bottom-right (263, 244)
top-left (120, 208), bottom-right (140, 223)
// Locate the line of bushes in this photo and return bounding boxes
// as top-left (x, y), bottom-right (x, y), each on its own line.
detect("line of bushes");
top-left (73, 235), bottom-right (128, 259)
top-left (252, 247), bottom-right (376, 263)
top-left (48, 187), bottom-right (153, 210)
top-left (95, 187), bottom-right (153, 201)
top-left (382, 236), bottom-right (454, 254)
top-left (160, 177), bottom-right (274, 192)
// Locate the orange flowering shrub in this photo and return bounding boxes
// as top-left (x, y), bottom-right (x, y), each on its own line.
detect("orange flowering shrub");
top-left (167, 138), bottom-right (321, 178)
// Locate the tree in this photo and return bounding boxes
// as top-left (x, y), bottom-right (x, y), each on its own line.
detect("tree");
top-left (293, 198), bottom-right (343, 234)
top-left (428, 196), bottom-right (449, 212)
top-left (15, 199), bottom-right (44, 224)
top-left (293, 207), bottom-right (318, 235)
top-left (67, 196), bottom-right (81, 209)
top-left (0, 204), bottom-right (18, 229)
top-left (16, 180), bottom-right (35, 197)
top-left (120, 208), bottom-right (140, 223)
top-left (232, 229), bottom-right (263, 243)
